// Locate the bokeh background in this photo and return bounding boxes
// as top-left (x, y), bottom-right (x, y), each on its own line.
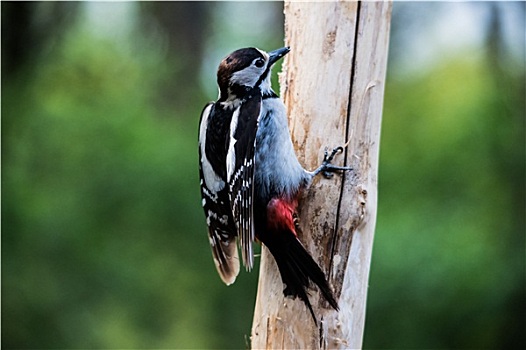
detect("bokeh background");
top-left (2, 2), bottom-right (524, 349)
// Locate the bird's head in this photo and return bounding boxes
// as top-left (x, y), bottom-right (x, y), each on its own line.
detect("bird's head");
top-left (217, 46), bottom-right (290, 101)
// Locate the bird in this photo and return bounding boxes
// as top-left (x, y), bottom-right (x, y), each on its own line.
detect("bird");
top-left (198, 46), bottom-right (350, 323)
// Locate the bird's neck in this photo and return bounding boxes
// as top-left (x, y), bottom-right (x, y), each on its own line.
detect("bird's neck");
top-left (219, 84), bottom-right (277, 109)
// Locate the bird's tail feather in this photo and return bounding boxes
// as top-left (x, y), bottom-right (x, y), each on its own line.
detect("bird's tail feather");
top-left (263, 230), bottom-right (339, 323)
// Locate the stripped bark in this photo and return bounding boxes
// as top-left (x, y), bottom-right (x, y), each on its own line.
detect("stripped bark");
top-left (251, 1), bottom-right (391, 349)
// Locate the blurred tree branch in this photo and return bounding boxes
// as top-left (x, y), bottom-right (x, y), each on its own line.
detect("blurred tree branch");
top-left (139, 2), bottom-right (212, 111)
top-left (483, 4), bottom-right (525, 348)
top-left (1, 2), bottom-right (79, 76)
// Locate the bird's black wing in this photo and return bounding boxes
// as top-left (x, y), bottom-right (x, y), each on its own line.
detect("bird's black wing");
top-left (226, 92), bottom-right (262, 270)
top-left (198, 102), bottom-right (239, 285)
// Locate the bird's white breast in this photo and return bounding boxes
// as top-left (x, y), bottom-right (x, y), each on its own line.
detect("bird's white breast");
top-left (255, 98), bottom-right (308, 200)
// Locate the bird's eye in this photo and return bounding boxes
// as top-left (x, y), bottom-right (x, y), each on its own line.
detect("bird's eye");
top-left (254, 59), bottom-right (265, 68)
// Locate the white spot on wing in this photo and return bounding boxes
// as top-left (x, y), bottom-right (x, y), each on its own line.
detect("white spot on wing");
top-left (202, 187), bottom-right (219, 203)
top-left (226, 107), bottom-right (241, 182)
top-left (220, 215), bottom-right (229, 225)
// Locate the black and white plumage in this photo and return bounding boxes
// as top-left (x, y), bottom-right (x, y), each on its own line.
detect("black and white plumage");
top-left (198, 46), bottom-right (348, 322)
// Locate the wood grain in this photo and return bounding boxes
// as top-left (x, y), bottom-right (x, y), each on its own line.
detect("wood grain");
top-left (251, 2), bottom-right (392, 349)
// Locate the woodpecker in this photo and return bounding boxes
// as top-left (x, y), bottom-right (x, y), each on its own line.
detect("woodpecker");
top-left (198, 46), bottom-right (350, 322)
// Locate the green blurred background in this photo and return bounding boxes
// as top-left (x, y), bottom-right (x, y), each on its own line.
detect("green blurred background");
top-left (2, 2), bottom-right (524, 349)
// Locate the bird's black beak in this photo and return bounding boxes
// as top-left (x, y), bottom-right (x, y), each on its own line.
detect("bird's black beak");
top-left (268, 46), bottom-right (290, 66)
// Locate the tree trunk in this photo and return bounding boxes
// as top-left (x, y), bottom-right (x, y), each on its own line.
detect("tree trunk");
top-left (251, 2), bottom-right (392, 349)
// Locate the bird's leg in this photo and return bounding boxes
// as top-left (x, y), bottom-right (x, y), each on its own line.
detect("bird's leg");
top-left (313, 146), bottom-right (353, 179)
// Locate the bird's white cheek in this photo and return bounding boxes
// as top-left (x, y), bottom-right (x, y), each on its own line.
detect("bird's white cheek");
top-left (231, 66), bottom-right (262, 87)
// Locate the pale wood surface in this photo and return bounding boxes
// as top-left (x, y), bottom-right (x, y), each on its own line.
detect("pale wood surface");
top-left (251, 2), bottom-right (391, 349)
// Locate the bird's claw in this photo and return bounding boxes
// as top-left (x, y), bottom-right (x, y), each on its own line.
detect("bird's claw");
top-left (317, 146), bottom-right (352, 179)
top-left (323, 146), bottom-right (344, 163)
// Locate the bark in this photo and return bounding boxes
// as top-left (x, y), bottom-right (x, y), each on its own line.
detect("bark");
top-left (251, 2), bottom-right (392, 349)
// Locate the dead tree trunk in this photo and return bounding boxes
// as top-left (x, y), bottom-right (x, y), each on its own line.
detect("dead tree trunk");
top-left (251, 2), bottom-right (392, 349)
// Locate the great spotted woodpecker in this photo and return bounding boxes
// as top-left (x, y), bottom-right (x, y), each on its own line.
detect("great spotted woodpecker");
top-left (198, 46), bottom-right (350, 322)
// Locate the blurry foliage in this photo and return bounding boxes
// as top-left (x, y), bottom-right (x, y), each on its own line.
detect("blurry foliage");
top-left (2, 1), bottom-right (525, 349)
top-left (365, 54), bottom-right (525, 348)
top-left (138, 2), bottom-right (212, 110)
top-left (1, 1), bottom-right (79, 75)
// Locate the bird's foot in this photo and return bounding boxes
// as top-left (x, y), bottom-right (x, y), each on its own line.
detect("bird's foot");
top-left (314, 146), bottom-right (353, 178)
